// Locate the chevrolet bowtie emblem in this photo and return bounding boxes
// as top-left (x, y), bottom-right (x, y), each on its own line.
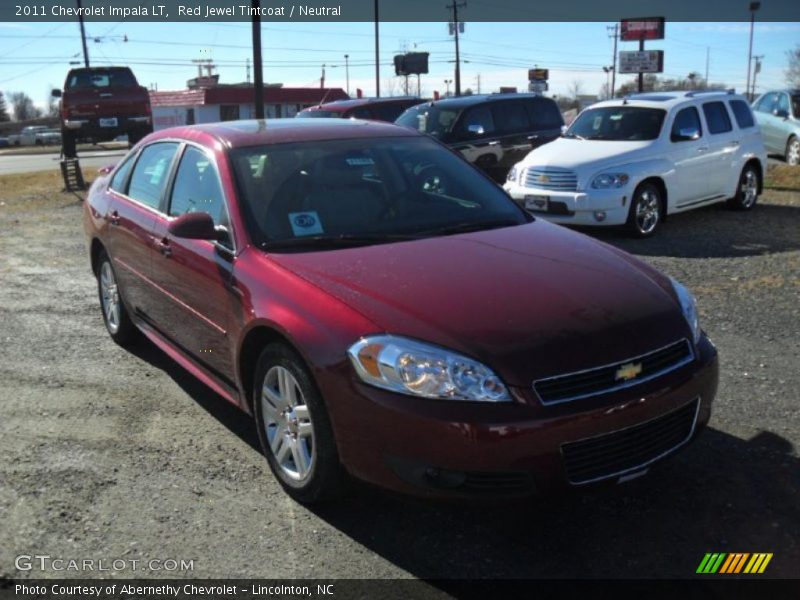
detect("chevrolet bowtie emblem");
top-left (538, 174), bottom-right (550, 183)
top-left (615, 362), bottom-right (643, 381)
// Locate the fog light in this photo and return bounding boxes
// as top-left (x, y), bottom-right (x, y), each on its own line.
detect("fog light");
top-left (593, 211), bottom-right (607, 222)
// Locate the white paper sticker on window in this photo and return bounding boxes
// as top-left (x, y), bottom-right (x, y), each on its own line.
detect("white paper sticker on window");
top-left (289, 211), bottom-right (324, 237)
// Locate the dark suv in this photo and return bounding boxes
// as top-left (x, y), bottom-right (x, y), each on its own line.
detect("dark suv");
top-left (396, 93), bottom-right (564, 182)
top-left (296, 97), bottom-right (423, 122)
top-left (53, 66), bottom-right (152, 157)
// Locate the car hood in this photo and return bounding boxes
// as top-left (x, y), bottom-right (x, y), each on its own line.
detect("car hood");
top-left (520, 137), bottom-right (654, 171)
top-left (268, 220), bottom-right (690, 387)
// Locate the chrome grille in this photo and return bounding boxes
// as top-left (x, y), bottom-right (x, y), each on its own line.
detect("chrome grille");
top-left (523, 167), bottom-right (578, 191)
top-left (561, 398), bottom-right (700, 485)
top-left (533, 339), bottom-right (694, 405)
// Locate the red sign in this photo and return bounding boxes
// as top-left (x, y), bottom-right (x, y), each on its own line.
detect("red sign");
top-left (620, 17), bottom-right (665, 41)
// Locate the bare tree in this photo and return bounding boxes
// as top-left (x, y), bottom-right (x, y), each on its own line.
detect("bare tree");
top-left (0, 91), bottom-right (10, 122)
top-left (787, 44), bottom-right (800, 88)
top-left (9, 91), bottom-right (41, 121)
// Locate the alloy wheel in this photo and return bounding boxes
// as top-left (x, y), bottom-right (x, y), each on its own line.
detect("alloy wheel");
top-left (788, 138), bottom-right (800, 166)
top-left (635, 189), bottom-right (660, 235)
top-left (740, 169), bottom-right (758, 208)
top-left (99, 262), bottom-right (121, 334)
top-left (260, 366), bottom-right (315, 482)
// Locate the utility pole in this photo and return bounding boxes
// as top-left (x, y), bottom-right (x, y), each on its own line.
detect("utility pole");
top-left (246, 58), bottom-right (251, 84)
top-left (746, 2), bottom-right (760, 101)
top-left (751, 55), bottom-right (763, 99)
top-left (607, 23), bottom-right (618, 98)
top-left (705, 47), bottom-right (710, 85)
top-left (374, 0), bottom-right (380, 97)
top-left (474, 73), bottom-right (481, 94)
top-left (638, 37), bottom-right (644, 93)
top-left (251, 0), bottom-right (264, 119)
top-left (76, 0), bottom-right (89, 67)
top-left (344, 54), bottom-right (350, 96)
top-left (447, 1), bottom-right (466, 96)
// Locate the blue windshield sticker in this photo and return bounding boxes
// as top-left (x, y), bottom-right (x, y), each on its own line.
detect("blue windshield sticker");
top-left (346, 157), bottom-right (375, 166)
top-left (289, 211), bottom-right (323, 236)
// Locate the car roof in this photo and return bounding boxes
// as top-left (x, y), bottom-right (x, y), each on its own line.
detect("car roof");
top-left (419, 93), bottom-right (552, 110)
top-left (303, 97), bottom-right (422, 112)
top-left (588, 90), bottom-right (747, 110)
top-left (148, 118), bottom-right (419, 148)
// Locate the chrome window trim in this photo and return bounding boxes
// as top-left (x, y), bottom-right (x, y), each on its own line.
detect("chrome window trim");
top-left (561, 396), bottom-right (701, 486)
top-left (533, 338), bottom-right (694, 406)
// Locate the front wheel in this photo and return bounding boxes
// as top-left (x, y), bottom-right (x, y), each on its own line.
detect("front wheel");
top-left (786, 136), bottom-right (799, 166)
top-left (626, 182), bottom-right (663, 238)
top-left (727, 164), bottom-right (760, 211)
top-left (96, 251), bottom-right (137, 345)
top-left (252, 344), bottom-right (344, 504)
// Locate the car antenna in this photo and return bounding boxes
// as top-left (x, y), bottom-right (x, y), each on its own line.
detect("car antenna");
top-left (318, 87), bottom-right (334, 108)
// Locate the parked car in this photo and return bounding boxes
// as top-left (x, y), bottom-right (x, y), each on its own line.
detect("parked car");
top-left (53, 66), bottom-right (152, 157)
top-left (296, 97), bottom-right (423, 122)
top-left (752, 89), bottom-right (800, 166)
top-left (503, 91), bottom-right (767, 237)
top-left (7, 125), bottom-right (49, 146)
top-left (0, 136), bottom-right (9, 148)
top-left (396, 93), bottom-right (564, 182)
top-left (84, 119), bottom-right (718, 503)
top-left (35, 128), bottom-right (62, 146)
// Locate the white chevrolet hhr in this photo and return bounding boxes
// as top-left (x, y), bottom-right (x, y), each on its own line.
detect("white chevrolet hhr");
top-left (503, 91), bottom-right (768, 237)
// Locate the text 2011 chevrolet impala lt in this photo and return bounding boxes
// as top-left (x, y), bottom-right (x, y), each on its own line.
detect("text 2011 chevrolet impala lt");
top-left (84, 119), bottom-right (718, 503)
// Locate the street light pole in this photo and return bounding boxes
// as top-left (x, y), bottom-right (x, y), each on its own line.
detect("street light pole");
top-left (374, 0), bottom-right (380, 97)
top-left (444, 79), bottom-right (452, 96)
top-left (76, 0), bottom-right (89, 67)
top-left (251, 0), bottom-right (264, 119)
top-left (447, 1), bottom-right (466, 96)
top-left (344, 54), bottom-right (350, 96)
top-left (746, 1), bottom-right (760, 101)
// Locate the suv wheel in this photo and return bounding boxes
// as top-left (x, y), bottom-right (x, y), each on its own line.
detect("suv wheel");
top-left (727, 164), bottom-right (760, 211)
top-left (252, 344), bottom-right (344, 504)
top-left (96, 251), bottom-right (137, 345)
top-left (626, 182), bottom-right (663, 238)
top-left (787, 136), bottom-right (799, 166)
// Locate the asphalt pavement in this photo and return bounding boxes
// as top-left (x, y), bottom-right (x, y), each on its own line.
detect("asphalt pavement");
top-left (0, 149), bottom-right (126, 176)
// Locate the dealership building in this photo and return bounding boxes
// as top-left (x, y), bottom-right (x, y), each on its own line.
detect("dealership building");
top-left (149, 83), bottom-right (349, 130)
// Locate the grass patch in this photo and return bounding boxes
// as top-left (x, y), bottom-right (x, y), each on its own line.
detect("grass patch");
top-left (0, 169), bottom-right (92, 211)
top-left (765, 163), bottom-right (800, 191)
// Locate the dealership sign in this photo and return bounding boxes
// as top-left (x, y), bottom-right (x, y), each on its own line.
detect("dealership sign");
top-left (618, 50), bottom-right (664, 74)
top-left (620, 17), bottom-right (665, 41)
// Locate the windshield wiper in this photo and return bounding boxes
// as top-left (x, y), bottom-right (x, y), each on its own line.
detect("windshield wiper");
top-left (562, 131), bottom-right (586, 140)
top-left (261, 233), bottom-right (420, 251)
top-left (417, 219), bottom-right (522, 237)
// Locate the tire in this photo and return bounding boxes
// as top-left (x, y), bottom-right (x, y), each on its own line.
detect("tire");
top-left (727, 164), bottom-right (760, 211)
top-left (787, 136), bottom-right (800, 167)
top-left (61, 129), bottom-right (77, 158)
top-left (626, 181), bottom-right (663, 238)
top-left (96, 250), bottom-right (137, 346)
top-left (252, 343), bottom-right (344, 504)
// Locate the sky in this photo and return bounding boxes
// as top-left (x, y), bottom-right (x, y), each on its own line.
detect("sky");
top-left (1, 20), bottom-right (798, 112)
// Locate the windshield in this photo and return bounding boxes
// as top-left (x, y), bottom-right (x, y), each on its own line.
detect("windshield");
top-left (396, 104), bottom-right (461, 138)
top-left (66, 68), bottom-right (137, 89)
top-left (566, 106), bottom-right (666, 141)
top-left (296, 110), bottom-right (341, 118)
top-left (230, 136), bottom-right (528, 251)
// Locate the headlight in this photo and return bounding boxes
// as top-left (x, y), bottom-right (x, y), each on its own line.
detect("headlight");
top-left (348, 335), bottom-right (511, 402)
top-left (507, 164), bottom-right (520, 183)
top-left (670, 278), bottom-right (701, 343)
top-left (591, 172), bottom-right (630, 189)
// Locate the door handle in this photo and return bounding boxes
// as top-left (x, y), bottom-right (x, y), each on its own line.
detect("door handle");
top-left (527, 134), bottom-right (539, 140)
top-left (488, 140), bottom-right (500, 146)
top-left (156, 237), bottom-right (172, 257)
top-left (109, 210), bottom-right (120, 226)
top-left (729, 140), bottom-right (740, 146)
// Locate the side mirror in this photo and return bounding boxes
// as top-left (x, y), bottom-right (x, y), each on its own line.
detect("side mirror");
top-left (51, 89), bottom-right (62, 98)
top-left (773, 108), bottom-right (789, 119)
top-left (167, 212), bottom-right (222, 241)
top-left (672, 127), bottom-right (701, 142)
top-left (467, 123), bottom-right (485, 135)
top-left (97, 164), bottom-right (116, 175)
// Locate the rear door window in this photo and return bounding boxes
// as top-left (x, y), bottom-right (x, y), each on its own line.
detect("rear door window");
top-left (127, 142), bottom-right (180, 210)
top-left (702, 102), bottom-right (733, 134)
top-left (492, 101), bottom-right (530, 134)
top-left (525, 98), bottom-right (564, 129)
top-left (728, 100), bottom-right (755, 129)
top-left (777, 93), bottom-right (790, 116)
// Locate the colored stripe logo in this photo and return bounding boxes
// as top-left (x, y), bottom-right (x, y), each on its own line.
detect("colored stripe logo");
top-left (697, 552), bottom-right (773, 574)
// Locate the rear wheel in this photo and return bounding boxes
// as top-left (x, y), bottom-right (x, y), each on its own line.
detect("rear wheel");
top-left (787, 136), bottom-right (799, 166)
top-left (727, 164), bottom-right (760, 211)
top-left (252, 344), bottom-right (344, 504)
top-left (626, 182), bottom-right (663, 238)
top-left (96, 251), bottom-right (137, 346)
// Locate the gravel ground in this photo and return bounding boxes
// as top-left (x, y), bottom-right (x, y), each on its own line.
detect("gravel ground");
top-left (0, 180), bottom-right (798, 583)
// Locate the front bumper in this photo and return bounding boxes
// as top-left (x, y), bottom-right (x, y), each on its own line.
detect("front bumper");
top-left (503, 180), bottom-right (633, 226)
top-left (321, 335), bottom-right (718, 498)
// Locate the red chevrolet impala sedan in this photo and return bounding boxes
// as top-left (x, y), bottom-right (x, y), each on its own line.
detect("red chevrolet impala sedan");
top-left (84, 119), bottom-right (718, 503)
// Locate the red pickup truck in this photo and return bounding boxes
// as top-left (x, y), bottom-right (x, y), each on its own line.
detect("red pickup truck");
top-left (52, 66), bottom-right (152, 157)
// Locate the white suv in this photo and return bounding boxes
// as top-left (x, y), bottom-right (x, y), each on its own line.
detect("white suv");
top-left (503, 91), bottom-right (767, 237)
